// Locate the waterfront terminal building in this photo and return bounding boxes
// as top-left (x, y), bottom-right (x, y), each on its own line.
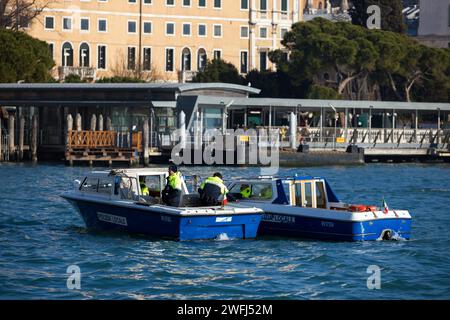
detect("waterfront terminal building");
top-left (0, 83), bottom-right (449, 165)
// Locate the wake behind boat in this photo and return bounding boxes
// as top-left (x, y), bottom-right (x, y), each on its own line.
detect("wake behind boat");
top-left (227, 175), bottom-right (412, 241)
top-left (61, 169), bottom-right (262, 241)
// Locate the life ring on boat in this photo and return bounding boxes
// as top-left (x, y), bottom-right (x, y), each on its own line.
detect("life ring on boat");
top-left (349, 204), bottom-right (367, 212)
top-left (349, 204), bottom-right (377, 212)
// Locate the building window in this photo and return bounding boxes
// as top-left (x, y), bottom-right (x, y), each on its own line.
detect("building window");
top-left (127, 47), bottom-right (136, 70)
top-left (213, 24), bottom-right (222, 37)
top-left (48, 43), bottom-right (54, 59)
top-left (241, 0), bottom-right (248, 10)
top-left (143, 21), bottom-right (152, 34)
top-left (198, 0), bottom-right (206, 7)
top-left (240, 26), bottom-right (249, 38)
top-left (80, 18), bottom-right (89, 32)
top-left (128, 0), bottom-right (136, 3)
top-left (240, 51), bottom-right (248, 74)
top-left (260, 27), bottom-right (267, 38)
top-left (183, 23), bottom-right (191, 36)
top-left (79, 43), bottom-right (90, 67)
top-left (166, 0), bottom-right (174, 6)
top-left (214, 0), bottom-right (221, 9)
top-left (166, 22), bottom-right (175, 35)
top-left (98, 45), bottom-right (106, 69)
top-left (144, 0), bottom-right (152, 4)
top-left (98, 19), bottom-right (107, 32)
top-left (44, 16), bottom-right (54, 30)
top-left (61, 42), bottom-right (73, 66)
top-left (143, 48), bottom-right (152, 71)
top-left (198, 24), bottom-right (206, 36)
top-left (62, 17), bottom-right (72, 30)
top-left (281, 0), bottom-right (288, 12)
top-left (166, 48), bottom-right (174, 72)
top-left (281, 28), bottom-right (288, 39)
top-left (213, 50), bottom-right (221, 60)
top-left (128, 20), bottom-right (137, 33)
top-left (260, 51), bottom-right (267, 71)
top-left (183, 0), bottom-right (191, 6)
top-left (198, 48), bottom-right (207, 71)
top-left (260, 0), bottom-right (267, 11)
top-left (181, 47), bottom-right (191, 71)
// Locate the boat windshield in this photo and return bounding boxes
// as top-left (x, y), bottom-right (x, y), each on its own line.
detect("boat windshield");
top-left (229, 182), bottom-right (273, 200)
top-left (79, 176), bottom-right (112, 195)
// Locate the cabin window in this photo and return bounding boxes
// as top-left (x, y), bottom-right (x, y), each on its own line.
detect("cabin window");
top-left (316, 182), bottom-right (326, 209)
top-left (97, 178), bottom-right (112, 195)
top-left (117, 177), bottom-right (139, 200)
top-left (140, 175), bottom-right (163, 197)
top-left (282, 181), bottom-right (291, 203)
top-left (295, 183), bottom-right (302, 206)
top-left (229, 183), bottom-right (272, 200)
top-left (251, 183), bottom-right (273, 200)
top-left (80, 177), bottom-right (99, 193)
top-left (303, 182), bottom-right (313, 208)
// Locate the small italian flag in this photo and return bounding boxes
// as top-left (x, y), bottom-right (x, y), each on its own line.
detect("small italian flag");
top-left (382, 197), bottom-right (389, 214)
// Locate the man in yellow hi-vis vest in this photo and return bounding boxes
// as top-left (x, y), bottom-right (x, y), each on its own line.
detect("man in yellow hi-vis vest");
top-left (198, 172), bottom-right (228, 206)
top-left (240, 184), bottom-right (251, 199)
top-left (162, 165), bottom-right (182, 207)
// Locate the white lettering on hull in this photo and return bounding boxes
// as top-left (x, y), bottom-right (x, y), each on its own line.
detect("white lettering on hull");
top-left (216, 217), bottom-right (232, 223)
top-left (263, 214), bottom-right (295, 224)
top-left (97, 212), bottom-right (128, 226)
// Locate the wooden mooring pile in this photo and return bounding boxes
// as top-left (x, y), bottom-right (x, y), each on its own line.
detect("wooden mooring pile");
top-left (0, 114), bottom-right (38, 162)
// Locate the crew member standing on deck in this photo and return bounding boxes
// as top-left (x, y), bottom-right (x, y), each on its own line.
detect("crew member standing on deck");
top-left (198, 172), bottom-right (228, 206)
top-left (162, 165), bottom-right (182, 207)
top-left (139, 176), bottom-right (149, 196)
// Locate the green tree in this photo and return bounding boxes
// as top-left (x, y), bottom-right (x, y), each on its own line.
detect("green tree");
top-left (350, 0), bottom-right (406, 34)
top-left (307, 85), bottom-right (341, 100)
top-left (64, 74), bottom-right (87, 83)
top-left (270, 18), bottom-right (450, 102)
top-left (271, 18), bottom-right (379, 99)
top-left (192, 59), bottom-right (243, 84)
top-left (0, 28), bottom-right (54, 82)
top-left (244, 69), bottom-right (308, 98)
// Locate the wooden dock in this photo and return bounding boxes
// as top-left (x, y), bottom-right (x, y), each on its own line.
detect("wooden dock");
top-left (65, 130), bottom-right (141, 166)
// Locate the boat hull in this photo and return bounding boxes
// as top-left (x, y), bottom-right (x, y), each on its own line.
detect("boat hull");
top-left (64, 197), bottom-right (261, 241)
top-left (259, 212), bottom-right (412, 241)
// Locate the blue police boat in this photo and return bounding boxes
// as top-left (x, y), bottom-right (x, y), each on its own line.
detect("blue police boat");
top-left (61, 169), bottom-right (262, 241)
top-left (227, 175), bottom-right (412, 241)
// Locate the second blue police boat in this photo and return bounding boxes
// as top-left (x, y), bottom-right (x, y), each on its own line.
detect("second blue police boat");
top-left (227, 175), bottom-right (412, 241)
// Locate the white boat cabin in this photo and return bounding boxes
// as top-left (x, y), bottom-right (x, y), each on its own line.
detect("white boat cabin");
top-left (228, 176), bottom-right (344, 210)
top-left (76, 169), bottom-right (189, 204)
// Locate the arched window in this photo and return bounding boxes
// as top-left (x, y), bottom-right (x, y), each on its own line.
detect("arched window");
top-left (62, 42), bottom-right (73, 67)
top-left (318, 2), bottom-right (323, 10)
top-left (197, 48), bottom-right (207, 71)
top-left (79, 43), bottom-right (90, 67)
top-left (181, 47), bottom-right (191, 71)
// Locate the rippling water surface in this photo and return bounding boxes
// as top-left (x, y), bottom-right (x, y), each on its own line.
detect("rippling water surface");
top-left (0, 163), bottom-right (449, 299)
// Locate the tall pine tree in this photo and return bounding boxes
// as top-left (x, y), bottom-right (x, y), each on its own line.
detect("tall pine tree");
top-left (350, 0), bottom-right (406, 34)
